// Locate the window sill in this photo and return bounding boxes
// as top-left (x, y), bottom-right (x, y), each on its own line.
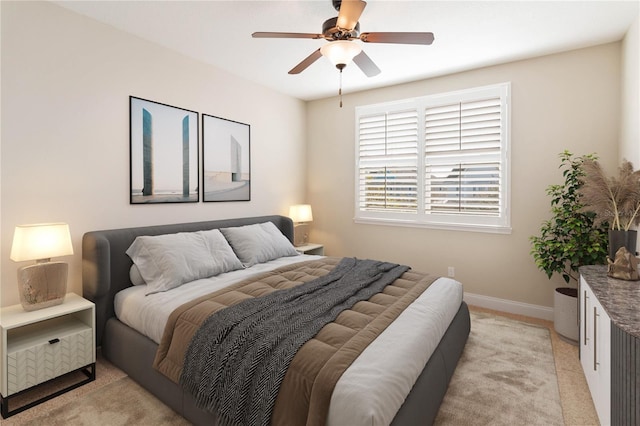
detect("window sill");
top-left (354, 217), bottom-right (512, 235)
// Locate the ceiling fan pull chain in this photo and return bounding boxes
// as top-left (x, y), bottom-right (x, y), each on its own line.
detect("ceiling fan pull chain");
top-left (339, 68), bottom-right (343, 108)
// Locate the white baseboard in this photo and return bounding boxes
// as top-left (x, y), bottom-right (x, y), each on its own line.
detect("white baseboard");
top-left (463, 292), bottom-right (554, 321)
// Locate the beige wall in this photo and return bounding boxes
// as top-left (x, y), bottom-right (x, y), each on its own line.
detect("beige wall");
top-left (620, 16), bottom-right (640, 255)
top-left (306, 43), bottom-right (622, 311)
top-left (620, 16), bottom-right (639, 166)
top-left (0, 1), bottom-right (307, 306)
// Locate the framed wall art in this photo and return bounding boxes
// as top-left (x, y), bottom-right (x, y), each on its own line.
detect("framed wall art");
top-left (202, 114), bottom-right (251, 202)
top-left (130, 96), bottom-right (199, 204)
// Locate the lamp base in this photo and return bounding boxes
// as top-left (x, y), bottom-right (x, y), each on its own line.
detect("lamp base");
top-left (293, 223), bottom-right (310, 247)
top-left (17, 261), bottom-right (68, 311)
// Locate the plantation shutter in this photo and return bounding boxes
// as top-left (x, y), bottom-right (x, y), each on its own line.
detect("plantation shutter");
top-left (357, 109), bottom-right (419, 213)
top-left (424, 96), bottom-right (502, 216)
top-left (355, 82), bottom-right (510, 232)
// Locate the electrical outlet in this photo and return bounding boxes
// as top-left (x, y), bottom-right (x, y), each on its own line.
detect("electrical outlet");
top-left (447, 266), bottom-right (455, 278)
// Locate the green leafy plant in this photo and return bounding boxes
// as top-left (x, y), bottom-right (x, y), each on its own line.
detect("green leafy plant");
top-left (578, 159), bottom-right (640, 231)
top-left (530, 151), bottom-right (609, 284)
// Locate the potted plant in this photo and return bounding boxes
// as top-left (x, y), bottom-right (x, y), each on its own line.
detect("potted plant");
top-left (530, 151), bottom-right (609, 342)
top-left (578, 159), bottom-right (640, 259)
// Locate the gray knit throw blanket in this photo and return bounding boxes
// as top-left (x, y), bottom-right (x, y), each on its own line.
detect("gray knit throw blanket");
top-left (180, 257), bottom-right (409, 426)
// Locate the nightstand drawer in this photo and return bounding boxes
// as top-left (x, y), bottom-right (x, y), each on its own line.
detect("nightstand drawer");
top-left (6, 317), bottom-right (93, 395)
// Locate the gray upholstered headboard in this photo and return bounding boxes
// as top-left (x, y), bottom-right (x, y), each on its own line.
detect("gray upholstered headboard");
top-left (82, 215), bottom-right (294, 346)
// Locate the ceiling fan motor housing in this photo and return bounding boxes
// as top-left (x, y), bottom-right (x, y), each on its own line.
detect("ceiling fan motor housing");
top-left (323, 17), bottom-right (360, 40)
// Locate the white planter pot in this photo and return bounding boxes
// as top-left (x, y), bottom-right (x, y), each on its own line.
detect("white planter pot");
top-left (554, 287), bottom-right (578, 343)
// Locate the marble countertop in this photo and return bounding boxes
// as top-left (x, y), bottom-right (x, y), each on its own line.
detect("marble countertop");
top-left (580, 265), bottom-right (640, 338)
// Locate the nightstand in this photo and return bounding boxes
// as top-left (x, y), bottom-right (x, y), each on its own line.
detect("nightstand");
top-left (0, 293), bottom-right (96, 418)
top-left (295, 243), bottom-right (324, 256)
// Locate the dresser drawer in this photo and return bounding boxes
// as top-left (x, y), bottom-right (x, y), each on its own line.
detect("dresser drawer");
top-left (6, 317), bottom-right (93, 395)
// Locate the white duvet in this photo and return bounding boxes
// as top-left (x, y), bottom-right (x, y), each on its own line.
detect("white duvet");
top-left (114, 255), bottom-right (463, 426)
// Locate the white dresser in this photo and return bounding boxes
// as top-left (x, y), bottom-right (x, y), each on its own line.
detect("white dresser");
top-left (580, 265), bottom-right (640, 426)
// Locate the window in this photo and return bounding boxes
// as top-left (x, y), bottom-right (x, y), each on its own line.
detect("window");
top-left (355, 83), bottom-right (510, 233)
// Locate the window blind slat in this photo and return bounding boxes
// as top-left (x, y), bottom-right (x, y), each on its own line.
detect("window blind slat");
top-left (425, 160), bottom-right (501, 215)
top-left (358, 165), bottom-right (418, 212)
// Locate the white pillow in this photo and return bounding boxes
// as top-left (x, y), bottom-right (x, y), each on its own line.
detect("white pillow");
top-left (199, 229), bottom-right (245, 272)
top-left (221, 222), bottom-right (299, 267)
top-left (130, 264), bottom-right (146, 285)
top-left (126, 229), bottom-right (243, 295)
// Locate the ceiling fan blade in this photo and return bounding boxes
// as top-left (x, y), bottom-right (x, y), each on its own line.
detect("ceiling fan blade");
top-left (288, 48), bottom-right (323, 74)
top-left (353, 51), bottom-right (381, 77)
top-left (252, 32), bottom-right (324, 39)
top-left (336, 0), bottom-right (367, 31)
top-left (360, 32), bottom-right (435, 45)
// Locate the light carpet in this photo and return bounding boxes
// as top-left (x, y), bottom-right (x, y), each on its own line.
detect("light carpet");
top-left (4, 310), bottom-right (565, 425)
top-left (435, 310), bottom-right (564, 425)
top-left (7, 376), bottom-right (189, 426)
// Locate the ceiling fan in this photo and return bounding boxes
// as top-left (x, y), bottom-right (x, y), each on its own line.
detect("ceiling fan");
top-left (252, 0), bottom-right (435, 78)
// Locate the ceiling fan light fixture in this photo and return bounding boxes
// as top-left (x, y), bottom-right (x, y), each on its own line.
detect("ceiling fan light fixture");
top-left (320, 40), bottom-right (362, 68)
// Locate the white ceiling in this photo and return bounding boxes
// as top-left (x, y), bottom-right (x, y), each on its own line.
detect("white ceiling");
top-left (53, 0), bottom-right (639, 101)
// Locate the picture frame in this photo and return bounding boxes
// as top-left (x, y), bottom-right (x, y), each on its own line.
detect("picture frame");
top-left (130, 96), bottom-right (199, 204)
top-left (202, 114), bottom-right (251, 202)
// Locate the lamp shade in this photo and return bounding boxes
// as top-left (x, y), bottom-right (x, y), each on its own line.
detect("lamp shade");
top-left (289, 205), bottom-right (313, 223)
top-left (320, 40), bottom-right (362, 67)
top-left (10, 223), bottom-right (74, 262)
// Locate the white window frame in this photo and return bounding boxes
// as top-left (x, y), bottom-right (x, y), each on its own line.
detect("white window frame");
top-left (354, 82), bottom-right (511, 234)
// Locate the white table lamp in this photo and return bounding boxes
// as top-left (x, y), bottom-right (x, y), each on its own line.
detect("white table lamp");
top-left (10, 223), bottom-right (74, 311)
top-left (289, 204), bottom-right (313, 247)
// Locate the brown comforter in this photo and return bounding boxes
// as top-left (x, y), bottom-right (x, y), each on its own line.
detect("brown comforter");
top-left (153, 257), bottom-right (437, 425)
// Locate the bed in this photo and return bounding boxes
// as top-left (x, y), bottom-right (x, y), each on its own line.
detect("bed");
top-left (82, 215), bottom-right (470, 425)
